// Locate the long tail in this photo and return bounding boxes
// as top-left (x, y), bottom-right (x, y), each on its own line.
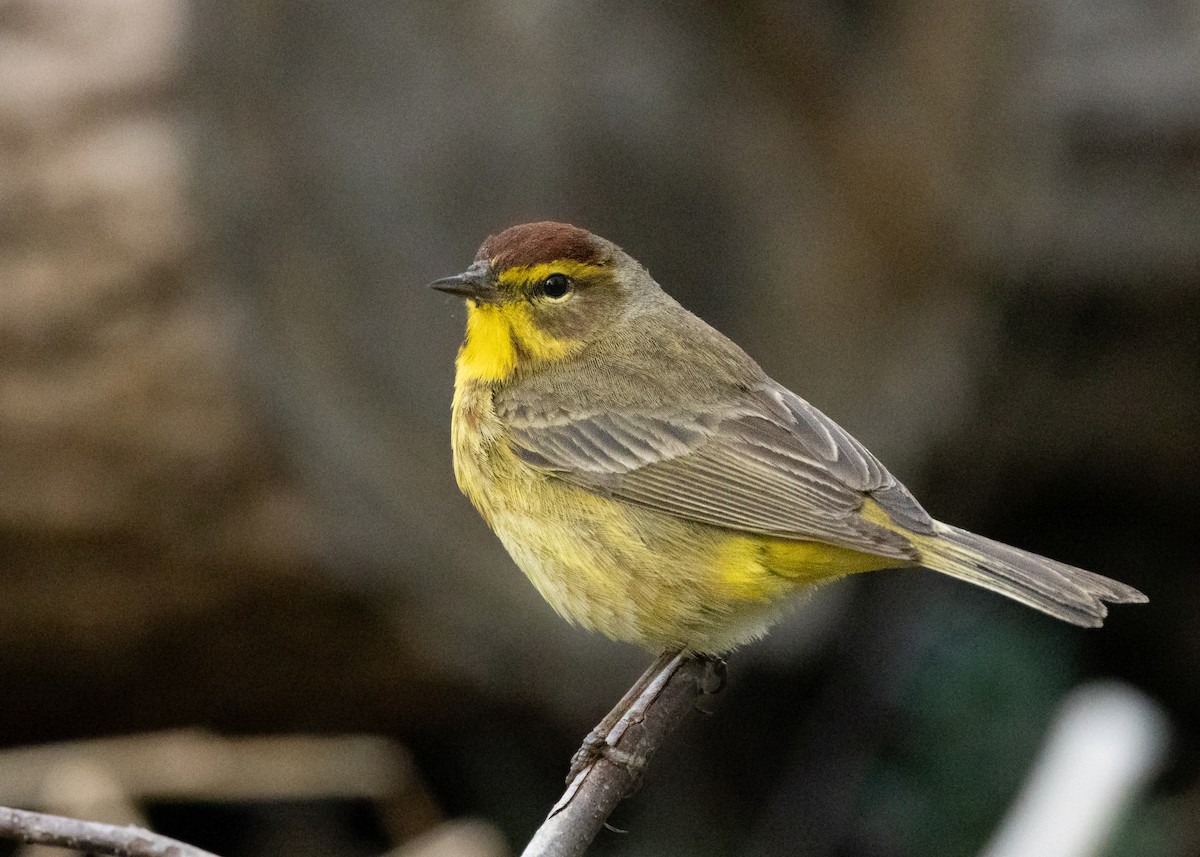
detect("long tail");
top-left (916, 523), bottom-right (1147, 627)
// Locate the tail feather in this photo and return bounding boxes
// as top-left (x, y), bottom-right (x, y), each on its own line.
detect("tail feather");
top-left (918, 523), bottom-right (1147, 627)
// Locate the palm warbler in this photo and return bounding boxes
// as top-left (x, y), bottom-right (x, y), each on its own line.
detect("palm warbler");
top-left (432, 222), bottom-right (1145, 653)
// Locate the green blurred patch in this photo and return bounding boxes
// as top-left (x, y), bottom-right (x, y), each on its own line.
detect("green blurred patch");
top-left (857, 599), bottom-right (1078, 856)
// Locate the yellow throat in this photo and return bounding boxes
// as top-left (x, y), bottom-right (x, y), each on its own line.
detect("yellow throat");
top-left (455, 261), bottom-right (600, 383)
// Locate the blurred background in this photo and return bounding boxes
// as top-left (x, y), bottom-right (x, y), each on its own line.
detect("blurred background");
top-left (1, 0), bottom-right (1197, 855)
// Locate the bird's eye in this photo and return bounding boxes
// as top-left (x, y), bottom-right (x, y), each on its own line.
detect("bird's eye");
top-left (541, 273), bottom-right (573, 300)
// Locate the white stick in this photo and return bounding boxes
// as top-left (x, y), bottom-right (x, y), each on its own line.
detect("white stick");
top-left (979, 681), bottom-right (1169, 857)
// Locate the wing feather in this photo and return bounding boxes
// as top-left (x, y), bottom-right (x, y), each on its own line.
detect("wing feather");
top-left (497, 381), bottom-right (932, 560)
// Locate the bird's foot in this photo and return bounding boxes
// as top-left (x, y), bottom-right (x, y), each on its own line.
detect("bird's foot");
top-left (567, 729), bottom-right (608, 780)
top-left (564, 650), bottom-right (685, 784)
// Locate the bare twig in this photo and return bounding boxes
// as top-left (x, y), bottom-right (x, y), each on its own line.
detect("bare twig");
top-left (0, 806), bottom-right (220, 857)
top-left (522, 652), bottom-right (725, 857)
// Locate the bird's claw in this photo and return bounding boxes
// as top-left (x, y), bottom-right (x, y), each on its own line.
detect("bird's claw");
top-left (566, 734), bottom-right (647, 786)
top-left (567, 729), bottom-right (608, 781)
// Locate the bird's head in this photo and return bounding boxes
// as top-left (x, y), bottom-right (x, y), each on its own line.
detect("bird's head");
top-left (431, 222), bottom-right (652, 383)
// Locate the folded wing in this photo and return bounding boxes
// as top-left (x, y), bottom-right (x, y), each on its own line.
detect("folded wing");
top-left (497, 382), bottom-right (933, 560)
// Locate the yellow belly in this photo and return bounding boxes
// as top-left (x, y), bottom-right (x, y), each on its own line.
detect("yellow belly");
top-left (452, 382), bottom-right (897, 653)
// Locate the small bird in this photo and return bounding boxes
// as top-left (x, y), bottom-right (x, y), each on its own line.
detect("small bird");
top-left (432, 222), bottom-right (1146, 654)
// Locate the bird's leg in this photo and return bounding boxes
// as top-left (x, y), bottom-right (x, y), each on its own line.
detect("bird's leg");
top-left (567, 650), bottom-right (685, 782)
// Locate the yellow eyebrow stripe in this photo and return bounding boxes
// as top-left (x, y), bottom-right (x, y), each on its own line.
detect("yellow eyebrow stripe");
top-left (494, 260), bottom-right (606, 286)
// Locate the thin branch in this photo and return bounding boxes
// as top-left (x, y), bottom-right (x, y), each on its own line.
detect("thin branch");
top-left (522, 652), bottom-right (725, 857)
top-left (0, 805), bottom-right (220, 857)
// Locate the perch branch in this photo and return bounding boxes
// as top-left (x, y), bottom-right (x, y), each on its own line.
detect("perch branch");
top-left (0, 805), bottom-right (220, 857)
top-left (522, 651), bottom-right (725, 857)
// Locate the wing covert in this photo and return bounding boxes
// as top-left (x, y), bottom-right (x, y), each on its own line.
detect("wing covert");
top-left (497, 383), bottom-right (932, 560)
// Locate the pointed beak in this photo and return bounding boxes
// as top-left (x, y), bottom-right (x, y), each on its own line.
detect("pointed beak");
top-left (428, 261), bottom-right (497, 303)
